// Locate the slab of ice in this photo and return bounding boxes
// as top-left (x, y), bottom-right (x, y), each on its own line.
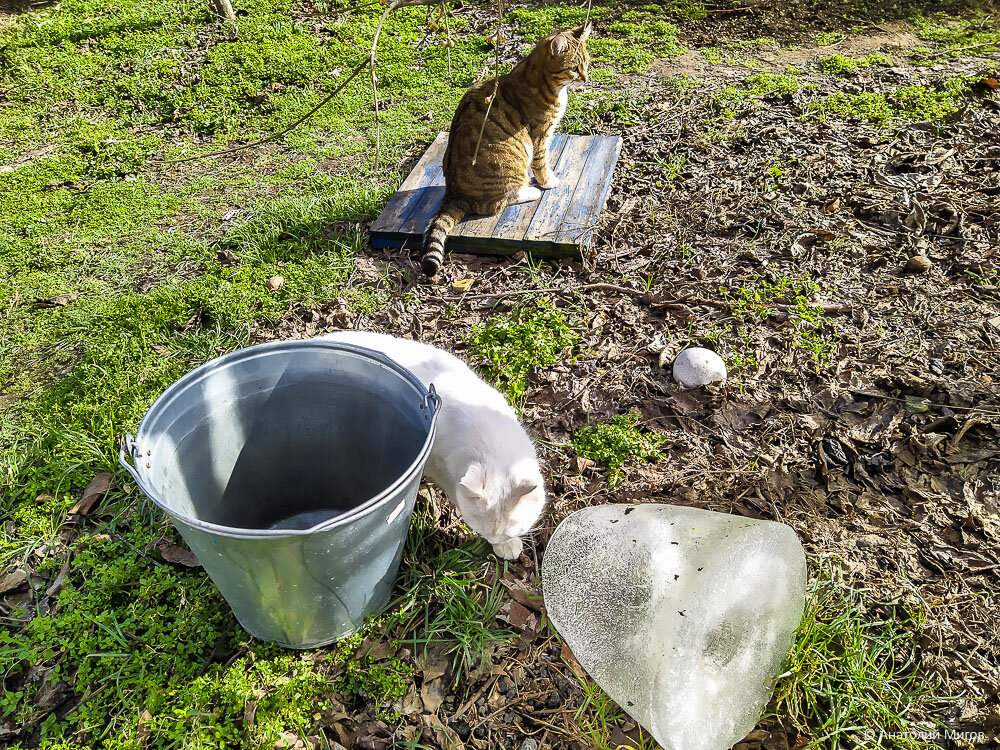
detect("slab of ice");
top-left (542, 504), bottom-right (806, 750)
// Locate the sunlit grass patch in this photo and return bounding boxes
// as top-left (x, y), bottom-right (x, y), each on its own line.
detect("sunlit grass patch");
top-left (772, 558), bottom-right (952, 749)
top-left (810, 79), bottom-right (971, 124)
top-left (572, 412), bottom-right (667, 486)
top-left (466, 297), bottom-right (582, 405)
top-left (385, 495), bottom-right (513, 684)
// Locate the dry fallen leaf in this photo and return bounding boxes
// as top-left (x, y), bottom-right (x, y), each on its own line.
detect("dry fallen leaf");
top-left (420, 677), bottom-right (446, 714)
top-left (148, 538), bottom-right (202, 567)
top-left (451, 278), bottom-right (474, 293)
top-left (497, 599), bottom-right (538, 632)
top-left (561, 641), bottom-right (586, 679)
top-left (397, 684), bottom-right (423, 716)
top-left (33, 292), bottom-right (80, 308)
top-left (273, 731), bottom-right (316, 750)
top-left (68, 472), bottom-right (113, 517)
top-left (415, 642), bottom-right (450, 682)
top-left (0, 568), bottom-right (28, 594)
top-left (137, 710), bottom-right (153, 749)
top-left (44, 558), bottom-right (71, 598)
top-left (420, 714), bottom-right (464, 750)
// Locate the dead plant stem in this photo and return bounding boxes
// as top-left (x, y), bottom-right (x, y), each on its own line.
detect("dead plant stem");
top-left (473, 0), bottom-right (504, 165)
top-left (370, 0), bottom-right (441, 167)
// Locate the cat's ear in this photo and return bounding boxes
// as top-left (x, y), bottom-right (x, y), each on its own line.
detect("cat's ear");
top-left (459, 464), bottom-right (487, 500)
top-left (549, 34), bottom-right (569, 56)
top-left (515, 480), bottom-right (539, 498)
top-left (571, 22), bottom-right (593, 41)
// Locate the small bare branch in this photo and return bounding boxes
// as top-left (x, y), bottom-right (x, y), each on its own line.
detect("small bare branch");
top-left (370, 0), bottom-right (440, 167)
top-left (208, 0), bottom-right (236, 22)
top-left (472, 0), bottom-right (504, 165)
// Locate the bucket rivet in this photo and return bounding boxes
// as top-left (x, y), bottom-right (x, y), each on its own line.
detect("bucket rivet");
top-left (147, 450), bottom-right (151, 456)
top-left (146, 462), bottom-right (151, 468)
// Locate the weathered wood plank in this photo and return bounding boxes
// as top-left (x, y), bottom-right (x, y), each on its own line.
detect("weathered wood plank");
top-left (369, 132), bottom-right (622, 259)
top-left (369, 133), bottom-right (448, 247)
top-left (520, 136), bottom-right (600, 255)
top-left (551, 135), bottom-right (623, 249)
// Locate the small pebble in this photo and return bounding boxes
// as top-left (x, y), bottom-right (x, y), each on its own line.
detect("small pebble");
top-left (519, 740), bottom-right (539, 750)
top-left (904, 255), bottom-right (931, 274)
top-left (546, 692), bottom-right (563, 709)
top-left (449, 719), bottom-right (471, 741)
top-left (672, 347), bottom-right (728, 388)
top-left (267, 275), bottom-right (285, 291)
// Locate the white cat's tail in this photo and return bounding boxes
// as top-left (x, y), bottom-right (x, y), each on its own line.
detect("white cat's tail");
top-left (421, 199), bottom-right (466, 277)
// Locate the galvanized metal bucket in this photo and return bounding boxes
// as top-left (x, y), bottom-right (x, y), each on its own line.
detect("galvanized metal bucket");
top-left (119, 340), bottom-right (440, 649)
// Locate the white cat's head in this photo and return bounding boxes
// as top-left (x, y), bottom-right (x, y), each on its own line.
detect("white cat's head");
top-left (454, 458), bottom-right (546, 560)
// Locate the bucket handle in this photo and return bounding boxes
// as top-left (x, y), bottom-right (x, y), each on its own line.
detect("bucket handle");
top-left (420, 383), bottom-right (442, 420)
top-left (118, 433), bottom-right (156, 499)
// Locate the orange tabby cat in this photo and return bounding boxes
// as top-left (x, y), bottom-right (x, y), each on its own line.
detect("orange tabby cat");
top-left (421, 23), bottom-right (592, 276)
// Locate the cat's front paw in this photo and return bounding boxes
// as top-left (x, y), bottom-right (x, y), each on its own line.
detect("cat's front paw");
top-left (493, 537), bottom-right (523, 560)
top-left (538, 175), bottom-right (560, 189)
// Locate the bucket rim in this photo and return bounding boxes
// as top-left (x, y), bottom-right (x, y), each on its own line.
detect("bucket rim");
top-left (121, 339), bottom-right (439, 539)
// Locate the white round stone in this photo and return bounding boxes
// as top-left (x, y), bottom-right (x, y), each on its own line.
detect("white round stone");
top-left (672, 347), bottom-right (727, 388)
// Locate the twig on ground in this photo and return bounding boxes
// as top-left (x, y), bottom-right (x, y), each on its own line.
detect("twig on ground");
top-left (208, 0), bottom-right (236, 22)
top-left (451, 673), bottom-right (501, 720)
top-left (155, 62), bottom-right (366, 165)
top-left (926, 41), bottom-right (1000, 58)
top-left (442, 0), bottom-right (453, 81)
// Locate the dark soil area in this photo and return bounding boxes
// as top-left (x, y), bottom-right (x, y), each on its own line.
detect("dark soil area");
top-left (252, 2), bottom-right (1000, 748)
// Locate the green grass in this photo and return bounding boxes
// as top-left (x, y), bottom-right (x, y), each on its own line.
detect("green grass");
top-left (911, 10), bottom-right (1000, 59)
top-left (466, 297), bottom-right (582, 405)
top-left (815, 31), bottom-right (846, 47)
top-left (818, 52), bottom-right (892, 75)
top-left (772, 558), bottom-right (950, 749)
top-left (810, 78), bottom-right (971, 124)
top-left (572, 673), bottom-right (659, 750)
top-left (0, 1), bottom-right (629, 746)
top-left (384, 495), bottom-right (513, 684)
top-left (571, 412), bottom-right (667, 486)
top-left (0, 520), bottom-right (337, 749)
top-left (722, 275), bottom-right (837, 365)
top-left (712, 71), bottom-right (816, 118)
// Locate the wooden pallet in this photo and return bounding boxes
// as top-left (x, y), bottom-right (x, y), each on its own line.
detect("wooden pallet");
top-left (369, 132), bottom-right (622, 258)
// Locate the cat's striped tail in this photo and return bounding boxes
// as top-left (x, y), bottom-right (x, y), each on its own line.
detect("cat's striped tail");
top-left (421, 200), bottom-right (467, 276)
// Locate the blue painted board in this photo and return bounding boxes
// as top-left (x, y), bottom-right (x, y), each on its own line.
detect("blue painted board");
top-left (369, 132), bottom-right (621, 258)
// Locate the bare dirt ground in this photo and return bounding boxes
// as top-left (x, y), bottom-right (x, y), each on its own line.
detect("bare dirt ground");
top-left (248, 3), bottom-right (1000, 749)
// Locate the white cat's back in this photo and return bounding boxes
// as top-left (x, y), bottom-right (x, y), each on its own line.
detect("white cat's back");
top-left (323, 330), bottom-right (514, 417)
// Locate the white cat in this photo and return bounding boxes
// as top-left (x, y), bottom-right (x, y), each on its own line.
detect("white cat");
top-left (322, 330), bottom-right (546, 559)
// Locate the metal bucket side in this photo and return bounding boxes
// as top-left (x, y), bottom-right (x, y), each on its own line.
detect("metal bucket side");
top-left (118, 340), bottom-right (440, 646)
top-left (171, 468), bottom-right (423, 648)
